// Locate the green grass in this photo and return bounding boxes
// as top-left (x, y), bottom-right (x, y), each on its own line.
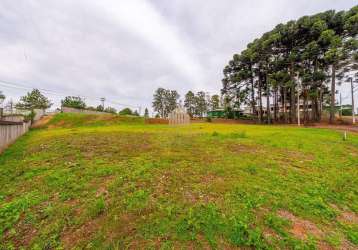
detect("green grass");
top-left (1, 113), bottom-right (358, 249)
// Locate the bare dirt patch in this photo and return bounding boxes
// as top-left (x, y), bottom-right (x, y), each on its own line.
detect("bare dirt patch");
top-left (340, 211), bottom-right (358, 224)
top-left (145, 118), bottom-right (169, 124)
top-left (228, 143), bottom-right (262, 155)
top-left (31, 115), bottom-right (53, 128)
top-left (95, 179), bottom-right (114, 200)
top-left (48, 120), bottom-right (65, 129)
top-left (3, 213), bottom-right (38, 248)
top-left (330, 204), bottom-right (358, 225)
top-left (311, 124), bottom-right (358, 134)
top-left (61, 216), bottom-right (103, 248)
top-left (340, 240), bottom-right (358, 250)
top-left (277, 210), bottom-right (324, 240)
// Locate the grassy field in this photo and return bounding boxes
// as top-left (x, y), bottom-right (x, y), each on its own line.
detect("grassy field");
top-left (1, 113), bottom-right (358, 249)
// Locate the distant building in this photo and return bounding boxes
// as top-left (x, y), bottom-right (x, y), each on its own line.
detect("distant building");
top-left (244, 100), bottom-right (314, 116)
top-left (207, 108), bottom-right (243, 118)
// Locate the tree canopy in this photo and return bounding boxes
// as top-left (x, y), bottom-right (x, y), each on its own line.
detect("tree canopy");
top-left (16, 89), bottom-right (52, 111)
top-left (61, 96), bottom-right (86, 109)
top-left (119, 108), bottom-right (133, 115)
top-left (222, 5), bottom-right (358, 124)
top-left (0, 91), bottom-right (5, 100)
top-left (144, 108), bottom-right (149, 118)
top-left (104, 106), bottom-right (117, 114)
top-left (152, 88), bottom-right (180, 118)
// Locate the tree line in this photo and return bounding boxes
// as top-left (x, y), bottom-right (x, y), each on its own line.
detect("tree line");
top-left (152, 87), bottom-right (221, 118)
top-left (222, 6), bottom-right (358, 124)
top-left (61, 95), bottom-right (141, 116)
top-left (0, 89), bottom-right (141, 119)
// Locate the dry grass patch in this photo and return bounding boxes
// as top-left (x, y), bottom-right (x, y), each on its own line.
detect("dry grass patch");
top-left (277, 210), bottom-right (324, 240)
top-left (61, 216), bottom-right (103, 248)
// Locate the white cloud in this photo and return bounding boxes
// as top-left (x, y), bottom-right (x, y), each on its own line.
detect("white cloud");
top-left (92, 0), bottom-right (206, 88)
top-left (0, 0), bottom-right (356, 111)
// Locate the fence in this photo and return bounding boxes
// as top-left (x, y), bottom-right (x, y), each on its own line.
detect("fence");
top-left (168, 107), bottom-right (190, 125)
top-left (61, 107), bottom-right (109, 115)
top-left (0, 121), bottom-right (31, 153)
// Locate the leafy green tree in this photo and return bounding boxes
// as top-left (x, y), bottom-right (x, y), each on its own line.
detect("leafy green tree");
top-left (0, 91), bottom-right (5, 100)
top-left (0, 91), bottom-right (5, 117)
top-left (61, 96), bottom-right (86, 109)
top-left (222, 5), bottom-right (358, 124)
top-left (164, 90), bottom-right (180, 117)
top-left (152, 88), bottom-right (179, 118)
top-left (152, 88), bottom-right (166, 118)
top-left (144, 108), bottom-right (149, 118)
top-left (194, 91), bottom-right (207, 117)
top-left (87, 106), bottom-right (96, 111)
top-left (320, 29), bottom-right (344, 123)
top-left (104, 106), bottom-right (117, 114)
top-left (96, 105), bottom-right (104, 112)
top-left (119, 108), bottom-right (133, 115)
top-left (16, 89), bottom-right (52, 111)
top-left (210, 95), bottom-right (220, 110)
top-left (184, 91), bottom-right (196, 117)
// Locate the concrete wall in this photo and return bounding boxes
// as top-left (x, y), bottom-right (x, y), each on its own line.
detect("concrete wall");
top-left (0, 121), bottom-right (31, 153)
top-left (2, 109), bottom-right (44, 122)
top-left (62, 107), bottom-right (109, 115)
top-left (2, 115), bottom-right (25, 122)
top-left (34, 109), bottom-right (45, 121)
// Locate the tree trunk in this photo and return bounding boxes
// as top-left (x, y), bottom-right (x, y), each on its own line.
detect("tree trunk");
top-left (314, 90), bottom-right (319, 122)
top-left (351, 78), bottom-right (356, 124)
top-left (329, 64), bottom-right (336, 124)
top-left (303, 88), bottom-right (307, 124)
top-left (258, 76), bottom-right (263, 123)
top-left (319, 87), bottom-right (323, 121)
top-left (289, 64), bottom-right (296, 123)
top-left (250, 66), bottom-right (256, 117)
top-left (274, 89), bottom-right (278, 122)
top-left (266, 78), bottom-right (271, 124)
top-left (283, 86), bottom-right (287, 123)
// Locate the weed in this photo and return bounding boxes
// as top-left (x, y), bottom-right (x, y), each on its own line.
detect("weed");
top-left (88, 196), bottom-right (106, 218)
top-left (264, 213), bottom-right (290, 237)
top-left (124, 189), bottom-right (149, 211)
top-left (230, 131), bottom-right (247, 139)
top-left (212, 131), bottom-right (219, 136)
top-left (177, 204), bottom-right (223, 247)
top-left (227, 217), bottom-right (267, 249)
top-left (345, 225), bottom-right (358, 244)
top-left (245, 165), bottom-right (258, 175)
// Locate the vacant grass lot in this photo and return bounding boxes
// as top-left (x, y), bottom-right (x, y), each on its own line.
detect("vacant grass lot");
top-left (1, 113), bottom-right (358, 249)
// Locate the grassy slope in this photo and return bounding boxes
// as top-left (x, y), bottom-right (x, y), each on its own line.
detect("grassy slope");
top-left (0, 113), bottom-right (358, 249)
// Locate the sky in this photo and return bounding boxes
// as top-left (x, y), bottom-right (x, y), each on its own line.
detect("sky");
top-left (0, 0), bottom-right (356, 114)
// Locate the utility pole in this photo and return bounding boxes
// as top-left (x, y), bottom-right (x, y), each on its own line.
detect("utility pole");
top-left (100, 97), bottom-right (105, 109)
top-left (0, 94), bottom-right (4, 119)
top-left (9, 99), bottom-right (13, 114)
top-left (351, 77), bottom-right (355, 124)
top-left (339, 92), bottom-right (342, 118)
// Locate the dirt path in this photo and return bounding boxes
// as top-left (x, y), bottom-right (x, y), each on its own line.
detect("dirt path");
top-left (31, 115), bottom-right (53, 128)
top-left (308, 124), bottom-right (358, 133)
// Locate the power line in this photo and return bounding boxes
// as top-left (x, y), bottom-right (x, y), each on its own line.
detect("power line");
top-left (0, 79), bottom-right (140, 109)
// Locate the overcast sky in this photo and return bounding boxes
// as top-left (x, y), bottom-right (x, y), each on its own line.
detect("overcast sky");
top-left (0, 0), bottom-right (356, 112)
